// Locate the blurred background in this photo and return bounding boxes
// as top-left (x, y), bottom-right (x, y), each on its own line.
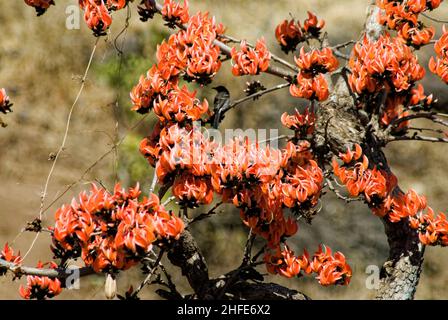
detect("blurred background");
top-left (1, 0), bottom-right (448, 299)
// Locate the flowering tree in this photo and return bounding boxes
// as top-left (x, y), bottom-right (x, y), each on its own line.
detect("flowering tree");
top-left (1, 0), bottom-right (448, 300)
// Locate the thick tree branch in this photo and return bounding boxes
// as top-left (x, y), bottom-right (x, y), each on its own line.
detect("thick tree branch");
top-left (312, 2), bottom-right (426, 300)
top-left (166, 228), bottom-right (210, 298)
top-left (226, 282), bottom-right (309, 300)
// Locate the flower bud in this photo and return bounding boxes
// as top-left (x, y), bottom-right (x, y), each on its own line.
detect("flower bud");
top-left (105, 274), bottom-right (117, 300)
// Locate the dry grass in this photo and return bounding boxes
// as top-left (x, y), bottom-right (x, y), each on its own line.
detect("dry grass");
top-left (0, 0), bottom-right (447, 299)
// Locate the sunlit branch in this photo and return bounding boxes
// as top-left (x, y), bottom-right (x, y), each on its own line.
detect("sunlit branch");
top-left (387, 135), bottom-right (448, 144)
top-left (221, 82), bottom-right (290, 115)
top-left (0, 258), bottom-right (94, 279)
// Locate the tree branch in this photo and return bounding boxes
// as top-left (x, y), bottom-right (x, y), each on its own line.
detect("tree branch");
top-left (0, 258), bottom-right (94, 279)
top-left (387, 134), bottom-right (448, 144)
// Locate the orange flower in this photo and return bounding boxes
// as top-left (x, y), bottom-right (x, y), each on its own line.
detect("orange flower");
top-left (294, 47), bottom-right (339, 77)
top-left (398, 23), bottom-right (435, 48)
top-left (24, 0), bottom-right (54, 16)
top-left (380, 95), bottom-right (410, 132)
top-left (289, 47), bottom-right (337, 102)
top-left (80, 0), bottom-right (113, 37)
top-left (231, 38), bottom-right (271, 76)
top-left (410, 207), bottom-right (448, 246)
top-left (51, 183), bottom-right (183, 273)
top-left (290, 73), bottom-right (329, 101)
top-left (281, 107), bottom-right (316, 136)
top-left (429, 26), bottom-right (448, 84)
top-left (339, 144), bottom-right (363, 164)
top-left (0, 243), bottom-right (22, 276)
top-left (138, 0), bottom-right (158, 21)
top-left (172, 174), bottom-right (214, 207)
top-left (161, 0), bottom-right (190, 27)
top-left (0, 88), bottom-right (12, 114)
top-left (409, 84), bottom-right (434, 107)
top-left (275, 19), bottom-right (304, 53)
top-left (107, 0), bottom-right (127, 10)
top-left (349, 34), bottom-right (425, 94)
top-left (303, 11), bottom-right (325, 38)
top-left (19, 262), bottom-right (62, 300)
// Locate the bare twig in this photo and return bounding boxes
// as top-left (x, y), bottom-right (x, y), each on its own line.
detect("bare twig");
top-left (38, 38), bottom-right (100, 222)
top-left (162, 196), bottom-right (177, 206)
top-left (421, 12), bottom-right (448, 24)
top-left (331, 40), bottom-right (356, 50)
top-left (387, 112), bottom-right (448, 133)
top-left (333, 49), bottom-right (350, 60)
top-left (149, 170), bottom-right (158, 195)
top-left (387, 135), bottom-right (448, 144)
top-left (219, 82), bottom-right (290, 121)
top-left (189, 201), bottom-right (224, 225)
top-left (133, 249), bottom-right (165, 296)
top-left (40, 115), bottom-right (148, 215)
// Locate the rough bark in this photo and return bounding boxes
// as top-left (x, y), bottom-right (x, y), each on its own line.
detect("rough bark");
top-left (167, 228), bottom-right (210, 298)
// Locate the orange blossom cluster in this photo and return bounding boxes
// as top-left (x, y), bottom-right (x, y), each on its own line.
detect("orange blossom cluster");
top-left (377, 0), bottom-right (443, 48)
top-left (333, 144), bottom-right (448, 246)
top-left (231, 39), bottom-right (271, 76)
top-left (24, 0), bottom-right (55, 16)
top-left (290, 47), bottom-right (339, 101)
top-left (51, 183), bottom-right (184, 274)
top-left (0, 243), bottom-right (23, 276)
top-left (264, 245), bottom-right (352, 286)
top-left (275, 11), bottom-right (325, 53)
top-left (349, 34), bottom-right (429, 132)
top-left (19, 262), bottom-right (62, 300)
top-left (131, 10), bottom-right (224, 113)
top-left (0, 88), bottom-right (12, 114)
top-left (429, 26), bottom-right (448, 84)
top-left (78, 0), bottom-right (129, 36)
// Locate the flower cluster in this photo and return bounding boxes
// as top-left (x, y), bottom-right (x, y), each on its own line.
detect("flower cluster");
top-left (332, 144), bottom-right (444, 233)
top-left (349, 34), bottom-right (425, 94)
top-left (429, 26), bottom-right (448, 84)
top-left (78, 0), bottom-right (123, 36)
top-left (131, 11), bottom-right (224, 113)
top-left (264, 245), bottom-right (352, 286)
top-left (409, 84), bottom-right (434, 109)
top-left (137, 0), bottom-right (158, 21)
top-left (141, 122), bottom-right (331, 282)
top-left (24, 0), bottom-right (55, 16)
top-left (410, 208), bottom-right (448, 246)
top-left (155, 125), bottom-right (216, 207)
top-left (51, 183), bottom-right (184, 273)
top-left (274, 12), bottom-right (325, 53)
top-left (0, 88), bottom-right (12, 114)
top-left (19, 262), bottom-right (62, 300)
top-left (231, 39), bottom-right (271, 76)
top-left (161, 0), bottom-right (189, 27)
top-left (281, 107), bottom-right (316, 138)
top-left (290, 48), bottom-right (339, 101)
top-left (303, 11), bottom-right (325, 38)
top-left (0, 243), bottom-right (22, 276)
top-left (376, 0), bottom-right (443, 48)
